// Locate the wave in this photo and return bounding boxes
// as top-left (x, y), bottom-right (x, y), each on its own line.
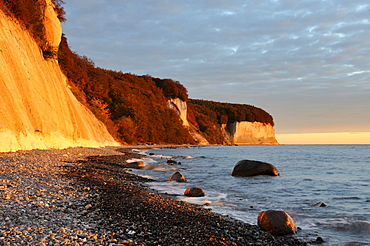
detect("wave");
top-left (333, 197), bottom-right (362, 200)
top-left (306, 218), bottom-right (370, 236)
top-left (331, 220), bottom-right (370, 235)
top-left (131, 148), bottom-right (201, 160)
top-left (132, 149), bottom-right (172, 159)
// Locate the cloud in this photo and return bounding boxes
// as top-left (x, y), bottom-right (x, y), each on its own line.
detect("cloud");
top-left (62, 0), bottom-right (370, 134)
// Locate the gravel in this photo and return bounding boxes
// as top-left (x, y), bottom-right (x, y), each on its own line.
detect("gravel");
top-left (0, 146), bottom-right (308, 245)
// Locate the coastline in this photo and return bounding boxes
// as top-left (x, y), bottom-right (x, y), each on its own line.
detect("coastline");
top-left (0, 146), bottom-right (306, 245)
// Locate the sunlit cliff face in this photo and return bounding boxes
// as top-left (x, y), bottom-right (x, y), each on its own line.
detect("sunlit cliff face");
top-left (224, 122), bottom-right (278, 145)
top-left (0, 1), bottom-right (118, 152)
top-left (43, 0), bottom-right (63, 48)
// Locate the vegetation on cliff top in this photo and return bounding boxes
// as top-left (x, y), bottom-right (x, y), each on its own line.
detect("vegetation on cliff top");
top-left (58, 36), bottom-right (193, 144)
top-left (0, 0), bottom-right (65, 58)
top-left (190, 99), bottom-right (274, 126)
top-left (2, 0), bottom-right (276, 145)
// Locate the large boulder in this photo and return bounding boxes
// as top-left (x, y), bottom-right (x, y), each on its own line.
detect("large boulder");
top-left (168, 172), bottom-right (186, 182)
top-left (231, 160), bottom-right (280, 177)
top-left (257, 210), bottom-right (297, 235)
top-left (184, 187), bottom-right (205, 197)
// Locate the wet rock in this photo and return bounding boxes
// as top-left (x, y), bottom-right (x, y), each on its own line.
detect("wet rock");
top-left (311, 202), bottom-right (327, 207)
top-left (184, 187), bottom-right (205, 197)
top-left (126, 161), bottom-right (146, 169)
top-left (313, 236), bottom-right (325, 244)
top-left (167, 160), bottom-right (180, 165)
top-left (168, 172), bottom-right (186, 182)
top-left (231, 160), bottom-right (280, 177)
top-left (257, 210), bottom-right (297, 235)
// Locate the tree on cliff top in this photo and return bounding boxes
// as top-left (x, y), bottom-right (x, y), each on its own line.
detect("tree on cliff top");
top-left (152, 78), bottom-right (188, 101)
top-left (189, 99), bottom-right (274, 126)
top-left (58, 36), bottom-right (194, 144)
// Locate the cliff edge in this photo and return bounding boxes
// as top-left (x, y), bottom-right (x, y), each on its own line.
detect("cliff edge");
top-left (0, 1), bottom-right (118, 152)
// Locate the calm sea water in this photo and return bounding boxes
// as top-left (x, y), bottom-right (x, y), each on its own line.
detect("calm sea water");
top-left (129, 145), bottom-right (370, 245)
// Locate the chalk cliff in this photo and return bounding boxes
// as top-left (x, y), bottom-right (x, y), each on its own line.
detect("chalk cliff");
top-left (0, 1), bottom-right (118, 152)
top-left (166, 98), bottom-right (190, 127)
top-left (167, 99), bottom-right (209, 145)
top-left (167, 99), bottom-right (278, 145)
top-left (223, 122), bottom-right (278, 145)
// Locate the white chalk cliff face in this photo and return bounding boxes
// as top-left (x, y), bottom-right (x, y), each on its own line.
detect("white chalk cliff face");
top-left (0, 1), bottom-right (118, 152)
top-left (167, 99), bottom-right (209, 145)
top-left (223, 121), bottom-right (278, 145)
top-left (166, 98), bottom-right (190, 126)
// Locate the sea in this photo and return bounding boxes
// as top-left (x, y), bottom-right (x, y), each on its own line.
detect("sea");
top-left (127, 145), bottom-right (370, 246)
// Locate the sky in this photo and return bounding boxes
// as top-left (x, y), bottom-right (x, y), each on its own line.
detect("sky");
top-left (61, 0), bottom-right (370, 144)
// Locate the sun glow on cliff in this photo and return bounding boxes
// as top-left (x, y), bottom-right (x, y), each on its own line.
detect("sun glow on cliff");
top-left (276, 132), bottom-right (370, 144)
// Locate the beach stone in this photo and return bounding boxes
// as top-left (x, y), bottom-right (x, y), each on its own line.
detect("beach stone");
top-left (231, 160), bottom-right (280, 177)
top-left (168, 172), bottom-right (186, 182)
top-left (184, 187), bottom-right (205, 197)
top-left (257, 210), bottom-right (297, 235)
top-left (126, 161), bottom-right (146, 169)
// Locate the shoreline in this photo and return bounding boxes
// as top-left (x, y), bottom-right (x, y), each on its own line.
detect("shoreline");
top-left (0, 146), bottom-right (307, 245)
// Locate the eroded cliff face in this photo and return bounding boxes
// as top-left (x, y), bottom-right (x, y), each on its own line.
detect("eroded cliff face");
top-left (166, 98), bottom-right (190, 126)
top-left (223, 121), bottom-right (278, 145)
top-left (167, 98), bottom-right (209, 145)
top-left (0, 2), bottom-right (118, 152)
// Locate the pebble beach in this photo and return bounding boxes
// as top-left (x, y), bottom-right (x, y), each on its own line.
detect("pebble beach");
top-left (0, 146), bottom-right (307, 245)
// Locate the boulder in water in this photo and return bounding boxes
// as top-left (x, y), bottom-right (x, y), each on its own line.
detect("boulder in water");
top-left (231, 160), bottom-right (280, 177)
top-left (169, 172), bottom-right (186, 182)
top-left (311, 202), bottom-right (327, 207)
top-left (184, 187), bottom-right (205, 197)
top-left (167, 159), bottom-right (180, 165)
top-left (257, 210), bottom-right (297, 235)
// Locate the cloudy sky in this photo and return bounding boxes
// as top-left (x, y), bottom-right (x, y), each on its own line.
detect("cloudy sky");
top-left (61, 0), bottom-right (370, 143)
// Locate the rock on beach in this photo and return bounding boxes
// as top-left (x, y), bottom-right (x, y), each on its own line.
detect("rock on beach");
top-left (184, 187), bottom-right (205, 197)
top-left (126, 161), bottom-right (146, 169)
top-left (258, 210), bottom-right (297, 235)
